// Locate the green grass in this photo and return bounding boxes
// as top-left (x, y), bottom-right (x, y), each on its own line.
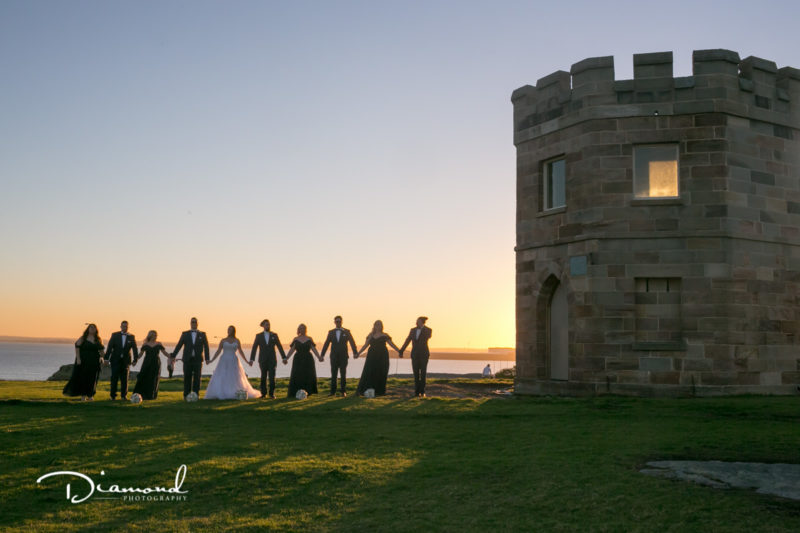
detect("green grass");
top-left (1, 378), bottom-right (799, 532)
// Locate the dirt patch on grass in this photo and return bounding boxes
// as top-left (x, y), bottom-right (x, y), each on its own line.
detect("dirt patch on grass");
top-left (382, 382), bottom-right (512, 399)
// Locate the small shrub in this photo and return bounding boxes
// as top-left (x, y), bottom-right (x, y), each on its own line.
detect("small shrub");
top-left (494, 366), bottom-right (515, 378)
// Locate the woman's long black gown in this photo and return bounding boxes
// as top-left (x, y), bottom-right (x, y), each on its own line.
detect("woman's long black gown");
top-left (133, 343), bottom-right (163, 400)
top-left (287, 339), bottom-right (318, 397)
top-left (63, 339), bottom-right (104, 398)
top-left (357, 335), bottom-right (391, 396)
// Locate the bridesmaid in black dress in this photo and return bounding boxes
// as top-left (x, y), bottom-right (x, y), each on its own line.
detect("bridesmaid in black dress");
top-left (356, 320), bottom-right (401, 396)
top-left (284, 324), bottom-right (322, 398)
top-left (63, 324), bottom-right (105, 401)
top-left (133, 330), bottom-right (170, 400)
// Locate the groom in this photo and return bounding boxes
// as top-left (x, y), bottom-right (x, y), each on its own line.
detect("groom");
top-left (104, 320), bottom-right (139, 400)
top-left (320, 315), bottom-right (358, 396)
top-left (171, 317), bottom-right (210, 398)
top-left (250, 319), bottom-right (286, 399)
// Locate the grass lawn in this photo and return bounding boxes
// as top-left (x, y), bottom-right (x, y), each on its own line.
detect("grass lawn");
top-left (1, 378), bottom-right (799, 532)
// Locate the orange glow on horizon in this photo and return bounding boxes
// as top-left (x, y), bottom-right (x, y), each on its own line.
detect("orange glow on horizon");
top-left (0, 277), bottom-right (515, 350)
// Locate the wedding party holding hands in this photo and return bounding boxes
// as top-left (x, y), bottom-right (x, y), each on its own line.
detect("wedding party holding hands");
top-left (61, 315), bottom-right (432, 402)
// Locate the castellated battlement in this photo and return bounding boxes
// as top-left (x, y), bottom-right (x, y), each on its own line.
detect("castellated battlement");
top-left (512, 49), bottom-right (800, 143)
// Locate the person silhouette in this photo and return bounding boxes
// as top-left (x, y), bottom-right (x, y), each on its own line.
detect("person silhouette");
top-left (205, 325), bottom-right (260, 400)
top-left (63, 324), bottom-right (104, 401)
top-left (132, 330), bottom-right (171, 400)
top-left (356, 320), bottom-right (401, 397)
top-left (249, 319), bottom-right (286, 399)
top-left (171, 317), bottom-right (210, 399)
top-left (284, 324), bottom-right (322, 398)
top-left (320, 315), bottom-right (358, 397)
top-left (398, 316), bottom-right (432, 397)
top-left (104, 320), bottom-right (139, 400)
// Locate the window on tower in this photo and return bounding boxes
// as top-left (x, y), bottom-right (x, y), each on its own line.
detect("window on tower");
top-left (543, 157), bottom-right (566, 210)
top-left (634, 145), bottom-right (679, 198)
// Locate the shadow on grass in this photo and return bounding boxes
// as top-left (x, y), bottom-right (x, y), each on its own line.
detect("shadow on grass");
top-left (2, 381), bottom-right (800, 531)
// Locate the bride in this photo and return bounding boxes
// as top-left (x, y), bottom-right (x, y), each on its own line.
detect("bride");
top-left (204, 326), bottom-right (260, 400)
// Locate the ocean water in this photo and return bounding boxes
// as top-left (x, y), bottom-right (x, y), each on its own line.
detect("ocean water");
top-left (0, 342), bottom-right (514, 381)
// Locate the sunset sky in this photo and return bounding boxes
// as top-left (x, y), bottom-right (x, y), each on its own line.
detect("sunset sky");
top-left (1, 0), bottom-right (798, 348)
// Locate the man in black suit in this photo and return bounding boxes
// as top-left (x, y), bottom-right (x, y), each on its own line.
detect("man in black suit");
top-left (249, 319), bottom-right (286, 399)
top-left (171, 317), bottom-right (210, 398)
top-left (398, 316), bottom-right (433, 397)
top-left (104, 320), bottom-right (139, 400)
top-left (320, 315), bottom-right (358, 396)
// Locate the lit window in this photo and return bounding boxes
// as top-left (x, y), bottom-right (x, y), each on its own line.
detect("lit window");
top-left (634, 145), bottom-right (678, 198)
top-left (544, 158), bottom-right (565, 210)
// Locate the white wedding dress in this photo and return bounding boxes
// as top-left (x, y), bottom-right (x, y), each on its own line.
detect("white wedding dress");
top-left (204, 341), bottom-right (260, 400)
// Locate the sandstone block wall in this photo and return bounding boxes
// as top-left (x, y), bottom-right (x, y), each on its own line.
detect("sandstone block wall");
top-left (513, 50), bottom-right (800, 396)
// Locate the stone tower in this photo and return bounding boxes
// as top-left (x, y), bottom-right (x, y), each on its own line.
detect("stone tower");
top-left (512, 50), bottom-right (800, 395)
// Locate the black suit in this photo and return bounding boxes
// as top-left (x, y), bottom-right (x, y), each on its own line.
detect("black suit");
top-left (250, 331), bottom-right (286, 397)
top-left (172, 330), bottom-right (210, 397)
top-left (400, 326), bottom-right (432, 396)
top-left (321, 328), bottom-right (358, 394)
top-left (104, 331), bottom-right (139, 399)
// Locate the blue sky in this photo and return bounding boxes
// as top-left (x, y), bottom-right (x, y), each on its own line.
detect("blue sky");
top-left (1, 0), bottom-right (798, 345)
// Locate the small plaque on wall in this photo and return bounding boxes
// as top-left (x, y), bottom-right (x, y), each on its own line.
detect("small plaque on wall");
top-left (569, 255), bottom-right (588, 276)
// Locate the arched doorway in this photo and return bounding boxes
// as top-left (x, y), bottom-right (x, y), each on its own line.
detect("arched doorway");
top-left (549, 281), bottom-right (568, 380)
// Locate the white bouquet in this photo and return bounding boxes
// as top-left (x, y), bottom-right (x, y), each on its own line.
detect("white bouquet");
top-left (364, 388), bottom-right (376, 399)
top-left (235, 389), bottom-right (248, 400)
top-left (185, 392), bottom-right (199, 402)
top-left (130, 393), bottom-right (142, 404)
top-left (295, 389), bottom-right (308, 400)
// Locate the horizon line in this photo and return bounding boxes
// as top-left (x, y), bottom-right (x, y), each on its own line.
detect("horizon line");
top-left (0, 335), bottom-right (514, 353)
